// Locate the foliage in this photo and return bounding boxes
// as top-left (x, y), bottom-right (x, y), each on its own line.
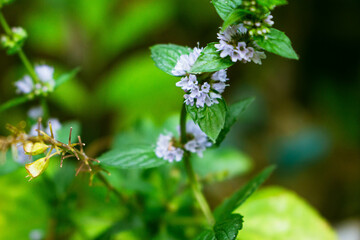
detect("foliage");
top-left (235, 187), bottom-right (337, 240)
top-left (0, 0), bottom-right (337, 239)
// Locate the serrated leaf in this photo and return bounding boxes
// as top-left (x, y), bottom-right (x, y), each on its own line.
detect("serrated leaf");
top-left (212, 0), bottom-right (243, 21)
top-left (254, 28), bottom-right (298, 60)
top-left (216, 97), bottom-right (255, 146)
top-left (214, 214), bottom-right (243, 240)
top-left (214, 165), bottom-right (275, 221)
top-left (256, 0), bottom-right (287, 10)
top-left (235, 187), bottom-right (337, 240)
top-left (150, 44), bottom-right (192, 76)
top-left (55, 68), bottom-right (80, 89)
top-left (195, 230), bottom-right (215, 240)
top-left (195, 214), bottom-right (244, 240)
top-left (190, 43), bottom-right (234, 73)
top-left (222, 9), bottom-right (253, 30)
top-left (186, 99), bottom-right (227, 142)
top-left (0, 95), bottom-right (30, 113)
top-left (98, 145), bottom-right (167, 169)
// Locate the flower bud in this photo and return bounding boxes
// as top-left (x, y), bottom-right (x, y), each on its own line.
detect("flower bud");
top-left (23, 141), bottom-right (49, 155)
top-left (25, 157), bottom-right (50, 179)
top-left (0, 27), bottom-right (27, 55)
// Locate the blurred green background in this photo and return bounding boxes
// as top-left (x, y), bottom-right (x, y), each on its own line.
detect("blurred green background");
top-left (0, 0), bottom-right (359, 239)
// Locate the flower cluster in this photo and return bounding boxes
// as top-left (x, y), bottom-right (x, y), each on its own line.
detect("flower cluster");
top-left (14, 64), bottom-right (56, 95)
top-left (172, 48), bottom-right (230, 108)
top-left (172, 47), bottom-right (203, 76)
top-left (215, 24), bottom-right (266, 64)
top-left (155, 121), bottom-right (212, 162)
top-left (0, 27), bottom-right (27, 54)
top-left (183, 121), bottom-right (212, 157)
top-left (155, 133), bottom-right (184, 163)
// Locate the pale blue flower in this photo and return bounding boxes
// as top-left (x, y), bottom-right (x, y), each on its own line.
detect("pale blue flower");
top-left (264, 14), bottom-right (274, 26)
top-left (211, 69), bottom-right (229, 82)
top-left (215, 24), bottom-right (266, 64)
top-left (184, 121), bottom-right (212, 157)
top-left (35, 65), bottom-right (55, 90)
top-left (28, 106), bottom-right (43, 120)
top-left (155, 134), bottom-right (184, 162)
top-left (176, 69), bottom-right (230, 108)
top-left (14, 75), bottom-right (33, 94)
top-left (172, 47), bottom-right (203, 76)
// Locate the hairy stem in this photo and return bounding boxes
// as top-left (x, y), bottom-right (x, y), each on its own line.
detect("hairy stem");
top-left (0, 11), bottom-right (40, 83)
top-left (180, 103), bottom-right (215, 226)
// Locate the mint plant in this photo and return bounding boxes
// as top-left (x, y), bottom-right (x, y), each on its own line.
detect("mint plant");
top-left (0, 1), bottom-right (338, 239)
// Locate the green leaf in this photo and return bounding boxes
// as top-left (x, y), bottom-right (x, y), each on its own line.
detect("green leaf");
top-left (193, 148), bottom-right (252, 179)
top-left (98, 145), bottom-right (167, 169)
top-left (212, 0), bottom-right (243, 21)
top-left (214, 214), bottom-right (243, 240)
top-left (186, 99), bottom-right (227, 142)
top-left (0, 95), bottom-right (30, 113)
top-left (191, 43), bottom-right (235, 73)
top-left (195, 229), bottom-right (215, 240)
top-left (55, 68), bottom-right (80, 89)
top-left (256, 0), bottom-right (287, 10)
top-left (216, 97), bottom-right (255, 145)
top-left (235, 187), bottom-right (337, 240)
top-left (195, 214), bottom-right (244, 240)
top-left (150, 44), bottom-right (192, 76)
top-left (214, 165), bottom-right (275, 221)
top-left (254, 28), bottom-right (298, 60)
top-left (222, 9), bottom-right (253, 30)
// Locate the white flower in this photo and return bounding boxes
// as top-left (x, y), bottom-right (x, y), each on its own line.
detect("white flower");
top-left (155, 133), bottom-right (184, 162)
top-left (251, 51), bottom-right (266, 65)
top-left (215, 40), bottom-right (240, 62)
top-left (196, 92), bottom-right (212, 108)
top-left (184, 94), bottom-right (195, 106)
top-left (217, 24), bottom-right (247, 43)
top-left (176, 74), bottom-right (198, 91)
top-left (184, 121), bottom-right (212, 157)
top-left (29, 229), bottom-right (44, 240)
top-left (215, 24), bottom-right (267, 64)
top-left (29, 118), bottom-right (62, 138)
top-left (14, 143), bottom-right (30, 164)
top-left (212, 82), bottom-right (228, 94)
top-left (28, 106), bottom-right (44, 120)
top-left (35, 65), bottom-right (55, 90)
top-left (172, 47), bottom-right (203, 76)
top-left (211, 69), bottom-right (229, 82)
top-left (264, 15), bottom-right (274, 26)
top-left (14, 75), bottom-right (34, 94)
top-left (177, 69), bottom-right (230, 108)
top-left (237, 42), bottom-right (248, 59)
top-left (14, 64), bottom-right (55, 95)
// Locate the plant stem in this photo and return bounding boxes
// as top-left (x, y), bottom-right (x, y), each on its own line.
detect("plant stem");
top-left (0, 11), bottom-right (11, 35)
top-left (18, 49), bottom-right (40, 83)
top-left (97, 172), bottom-right (127, 203)
top-left (180, 103), bottom-right (215, 226)
top-left (0, 11), bottom-right (40, 83)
